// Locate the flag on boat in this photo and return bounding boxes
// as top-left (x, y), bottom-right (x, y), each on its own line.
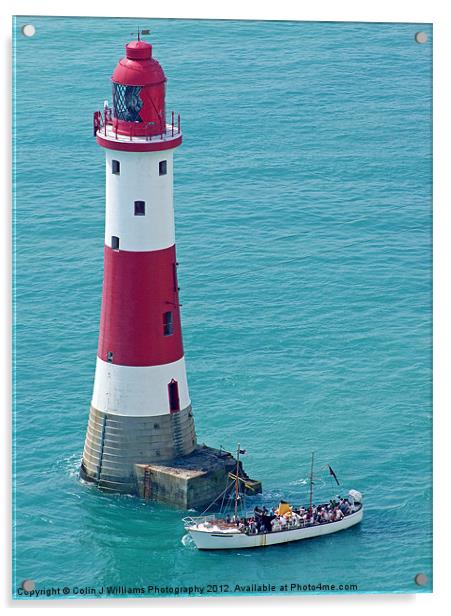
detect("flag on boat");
top-left (239, 449), bottom-right (246, 454)
top-left (328, 465), bottom-right (340, 485)
top-left (228, 473), bottom-right (256, 491)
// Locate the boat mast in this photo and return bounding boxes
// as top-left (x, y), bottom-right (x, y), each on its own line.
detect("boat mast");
top-left (309, 451), bottom-right (314, 512)
top-left (234, 443), bottom-right (241, 520)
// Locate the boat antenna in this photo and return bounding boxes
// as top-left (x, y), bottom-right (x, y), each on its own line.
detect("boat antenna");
top-left (234, 443), bottom-right (241, 520)
top-left (309, 451), bottom-right (315, 512)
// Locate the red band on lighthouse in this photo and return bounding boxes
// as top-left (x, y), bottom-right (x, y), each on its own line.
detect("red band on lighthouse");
top-left (96, 132), bottom-right (182, 152)
top-left (98, 244), bottom-right (183, 367)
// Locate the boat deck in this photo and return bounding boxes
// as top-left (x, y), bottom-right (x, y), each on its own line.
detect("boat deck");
top-left (184, 503), bottom-right (363, 536)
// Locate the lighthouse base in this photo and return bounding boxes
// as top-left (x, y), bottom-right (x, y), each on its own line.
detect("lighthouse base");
top-left (79, 404), bottom-right (197, 494)
top-left (134, 445), bottom-right (262, 510)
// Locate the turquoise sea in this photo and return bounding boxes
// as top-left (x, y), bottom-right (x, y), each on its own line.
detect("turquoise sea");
top-left (12, 16), bottom-right (432, 597)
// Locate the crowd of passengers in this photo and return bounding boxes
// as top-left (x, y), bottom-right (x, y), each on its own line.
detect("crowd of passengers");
top-left (224, 497), bottom-right (358, 534)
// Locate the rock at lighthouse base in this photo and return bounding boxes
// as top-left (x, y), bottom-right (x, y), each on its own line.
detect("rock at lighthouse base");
top-left (134, 445), bottom-right (262, 510)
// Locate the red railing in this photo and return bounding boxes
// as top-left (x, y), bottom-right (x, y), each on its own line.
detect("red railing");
top-left (93, 107), bottom-right (181, 142)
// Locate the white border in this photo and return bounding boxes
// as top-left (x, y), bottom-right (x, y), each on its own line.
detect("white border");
top-left (3, 1), bottom-right (450, 614)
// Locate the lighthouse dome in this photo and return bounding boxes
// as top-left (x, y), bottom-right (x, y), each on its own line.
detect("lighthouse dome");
top-left (111, 39), bottom-right (167, 137)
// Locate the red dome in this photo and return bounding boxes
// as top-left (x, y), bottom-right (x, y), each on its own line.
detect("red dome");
top-left (111, 40), bottom-right (166, 87)
top-left (110, 39), bottom-right (167, 137)
top-left (126, 40), bottom-right (152, 60)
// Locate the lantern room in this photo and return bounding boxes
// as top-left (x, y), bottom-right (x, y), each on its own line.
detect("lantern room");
top-left (110, 39), bottom-right (167, 137)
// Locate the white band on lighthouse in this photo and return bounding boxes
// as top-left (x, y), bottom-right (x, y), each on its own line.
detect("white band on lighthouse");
top-left (91, 355), bottom-right (190, 417)
top-left (105, 149), bottom-right (175, 253)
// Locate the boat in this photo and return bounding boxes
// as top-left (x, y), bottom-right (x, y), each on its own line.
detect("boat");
top-left (183, 447), bottom-right (363, 550)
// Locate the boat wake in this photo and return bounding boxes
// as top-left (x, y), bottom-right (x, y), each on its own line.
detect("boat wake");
top-left (181, 533), bottom-right (196, 549)
top-left (55, 452), bottom-right (82, 479)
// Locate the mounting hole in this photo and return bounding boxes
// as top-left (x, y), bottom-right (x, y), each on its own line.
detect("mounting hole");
top-left (415, 32), bottom-right (428, 44)
top-left (21, 24), bottom-right (36, 37)
top-left (415, 573), bottom-right (428, 586)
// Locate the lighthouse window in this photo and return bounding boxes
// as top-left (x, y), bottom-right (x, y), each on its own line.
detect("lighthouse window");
top-left (172, 262), bottom-right (179, 292)
top-left (134, 200), bottom-right (145, 216)
top-left (112, 160), bottom-right (120, 175)
top-left (111, 236), bottom-right (120, 250)
top-left (159, 160), bottom-right (167, 176)
top-left (107, 351), bottom-right (114, 363)
top-left (168, 380), bottom-right (180, 412)
top-left (163, 311), bottom-right (174, 336)
top-left (112, 83), bottom-right (143, 122)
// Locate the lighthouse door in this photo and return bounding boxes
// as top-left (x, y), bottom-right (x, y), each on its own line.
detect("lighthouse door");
top-left (168, 379), bottom-right (180, 413)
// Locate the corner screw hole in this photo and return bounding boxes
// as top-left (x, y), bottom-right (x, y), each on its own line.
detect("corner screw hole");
top-left (21, 24), bottom-right (36, 37)
top-left (415, 32), bottom-right (427, 44)
top-left (415, 573), bottom-right (428, 586)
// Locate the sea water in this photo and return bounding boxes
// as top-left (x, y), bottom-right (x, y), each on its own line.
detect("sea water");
top-left (12, 16), bottom-right (432, 597)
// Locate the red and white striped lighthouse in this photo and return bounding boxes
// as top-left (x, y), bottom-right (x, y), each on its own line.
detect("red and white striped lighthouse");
top-left (80, 36), bottom-right (197, 493)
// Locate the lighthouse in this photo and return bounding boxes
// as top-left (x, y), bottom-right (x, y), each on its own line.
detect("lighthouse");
top-left (80, 35), bottom-right (260, 506)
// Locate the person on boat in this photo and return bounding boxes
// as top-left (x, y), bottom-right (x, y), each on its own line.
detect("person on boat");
top-left (291, 511), bottom-right (300, 526)
top-left (264, 514), bottom-right (274, 533)
top-left (248, 518), bottom-right (257, 534)
top-left (339, 498), bottom-right (350, 515)
top-left (346, 499), bottom-right (354, 514)
top-left (253, 506), bottom-right (263, 526)
top-left (334, 507), bottom-right (344, 521)
top-left (225, 513), bottom-right (231, 524)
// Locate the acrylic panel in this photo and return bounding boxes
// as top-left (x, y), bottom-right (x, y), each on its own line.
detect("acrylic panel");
top-left (12, 15), bottom-right (432, 598)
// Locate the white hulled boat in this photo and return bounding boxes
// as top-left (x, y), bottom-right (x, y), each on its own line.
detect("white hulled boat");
top-left (183, 448), bottom-right (363, 550)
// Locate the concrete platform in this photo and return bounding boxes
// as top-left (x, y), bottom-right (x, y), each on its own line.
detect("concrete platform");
top-left (134, 444), bottom-right (262, 510)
